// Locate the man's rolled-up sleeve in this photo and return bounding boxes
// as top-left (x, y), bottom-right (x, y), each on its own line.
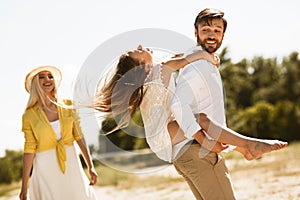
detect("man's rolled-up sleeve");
top-left (170, 62), bottom-right (205, 139)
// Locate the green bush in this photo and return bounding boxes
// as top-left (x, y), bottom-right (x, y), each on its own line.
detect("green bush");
top-left (0, 150), bottom-right (23, 184)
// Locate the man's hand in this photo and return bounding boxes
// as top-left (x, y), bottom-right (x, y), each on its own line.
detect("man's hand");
top-left (208, 141), bottom-right (229, 153)
top-left (193, 129), bottom-right (229, 153)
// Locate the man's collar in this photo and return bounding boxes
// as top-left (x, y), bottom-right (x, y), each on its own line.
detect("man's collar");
top-left (184, 45), bottom-right (203, 54)
top-left (191, 45), bottom-right (203, 51)
top-left (187, 45), bottom-right (220, 68)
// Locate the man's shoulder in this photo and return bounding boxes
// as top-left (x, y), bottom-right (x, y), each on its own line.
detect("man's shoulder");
top-left (182, 59), bottom-right (212, 72)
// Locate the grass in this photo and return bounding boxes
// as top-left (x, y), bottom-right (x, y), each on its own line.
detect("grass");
top-left (92, 162), bottom-right (184, 189)
top-left (93, 164), bottom-right (136, 187)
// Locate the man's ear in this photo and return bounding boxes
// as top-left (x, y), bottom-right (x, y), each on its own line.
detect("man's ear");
top-left (144, 64), bottom-right (151, 73)
top-left (194, 28), bottom-right (198, 38)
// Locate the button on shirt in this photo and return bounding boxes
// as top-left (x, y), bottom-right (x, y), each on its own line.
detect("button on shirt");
top-left (170, 46), bottom-right (227, 159)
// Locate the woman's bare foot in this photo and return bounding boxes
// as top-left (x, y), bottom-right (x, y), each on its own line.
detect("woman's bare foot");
top-left (246, 139), bottom-right (288, 159)
top-left (234, 146), bottom-right (255, 160)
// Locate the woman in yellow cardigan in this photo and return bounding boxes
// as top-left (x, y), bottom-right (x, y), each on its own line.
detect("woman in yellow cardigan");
top-left (19, 66), bottom-right (98, 200)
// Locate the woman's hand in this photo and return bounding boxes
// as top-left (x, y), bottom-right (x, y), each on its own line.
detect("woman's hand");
top-left (213, 54), bottom-right (220, 67)
top-left (88, 167), bottom-right (98, 185)
top-left (19, 188), bottom-right (28, 200)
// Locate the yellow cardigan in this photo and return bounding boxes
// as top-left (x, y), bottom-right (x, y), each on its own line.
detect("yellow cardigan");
top-left (22, 99), bottom-right (84, 173)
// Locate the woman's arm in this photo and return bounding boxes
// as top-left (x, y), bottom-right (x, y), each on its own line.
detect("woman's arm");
top-left (19, 153), bottom-right (34, 200)
top-left (162, 50), bottom-right (217, 71)
top-left (76, 138), bottom-right (98, 185)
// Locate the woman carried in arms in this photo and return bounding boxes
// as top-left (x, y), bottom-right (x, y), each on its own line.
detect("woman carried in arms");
top-left (94, 45), bottom-right (287, 163)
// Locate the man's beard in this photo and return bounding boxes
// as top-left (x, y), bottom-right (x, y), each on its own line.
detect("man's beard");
top-left (197, 37), bottom-right (222, 53)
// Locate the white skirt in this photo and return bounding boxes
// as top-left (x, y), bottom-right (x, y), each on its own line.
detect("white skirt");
top-left (29, 145), bottom-right (98, 200)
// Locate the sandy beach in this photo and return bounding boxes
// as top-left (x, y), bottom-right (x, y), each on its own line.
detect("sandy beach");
top-left (2, 145), bottom-right (300, 200)
top-left (92, 159), bottom-right (300, 200)
top-left (90, 144), bottom-right (300, 200)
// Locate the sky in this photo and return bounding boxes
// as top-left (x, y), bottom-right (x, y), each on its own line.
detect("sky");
top-left (1, 0), bottom-right (299, 157)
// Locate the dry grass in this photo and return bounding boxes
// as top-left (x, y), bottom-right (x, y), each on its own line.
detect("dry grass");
top-left (93, 163), bottom-right (184, 189)
top-left (0, 182), bottom-right (20, 197)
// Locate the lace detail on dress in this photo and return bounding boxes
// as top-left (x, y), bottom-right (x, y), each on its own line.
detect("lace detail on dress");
top-left (140, 64), bottom-right (175, 162)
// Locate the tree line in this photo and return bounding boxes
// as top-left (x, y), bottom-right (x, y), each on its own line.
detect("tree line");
top-left (220, 49), bottom-right (300, 141)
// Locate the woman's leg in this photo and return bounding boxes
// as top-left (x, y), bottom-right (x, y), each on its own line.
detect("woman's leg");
top-left (167, 121), bottom-right (186, 145)
top-left (198, 113), bottom-right (288, 159)
top-left (168, 113), bottom-right (288, 160)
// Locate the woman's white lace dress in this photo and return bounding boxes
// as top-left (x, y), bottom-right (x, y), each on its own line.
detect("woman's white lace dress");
top-left (140, 64), bottom-right (176, 162)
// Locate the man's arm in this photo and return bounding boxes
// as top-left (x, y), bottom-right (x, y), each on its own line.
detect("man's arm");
top-left (170, 60), bottom-right (229, 152)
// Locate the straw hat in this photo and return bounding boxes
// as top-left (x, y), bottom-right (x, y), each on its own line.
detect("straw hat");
top-left (24, 65), bottom-right (62, 93)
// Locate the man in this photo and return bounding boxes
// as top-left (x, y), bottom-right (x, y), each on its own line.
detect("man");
top-left (170, 8), bottom-right (236, 199)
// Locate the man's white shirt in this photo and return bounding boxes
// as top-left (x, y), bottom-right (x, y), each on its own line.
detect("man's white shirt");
top-left (170, 46), bottom-right (227, 159)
